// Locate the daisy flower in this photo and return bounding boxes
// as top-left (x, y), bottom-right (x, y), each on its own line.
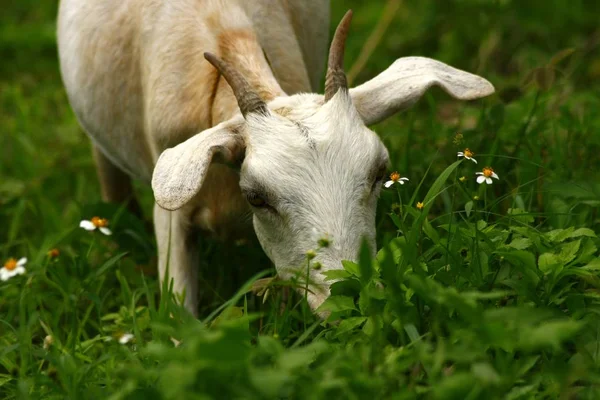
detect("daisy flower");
top-left (384, 171), bottom-right (409, 188)
top-left (80, 216), bottom-right (112, 235)
top-left (457, 148), bottom-right (477, 163)
top-left (119, 333), bottom-right (134, 344)
top-left (476, 167), bottom-right (499, 185)
top-left (1, 257), bottom-right (27, 281)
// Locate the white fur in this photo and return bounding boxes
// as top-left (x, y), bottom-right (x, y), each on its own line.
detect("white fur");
top-left (58, 0), bottom-right (494, 315)
top-left (241, 92), bottom-right (387, 307)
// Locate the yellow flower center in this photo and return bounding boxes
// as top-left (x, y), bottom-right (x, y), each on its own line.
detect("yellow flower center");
top-left (91, 216), bottom-right (109, 228)
top-left (4, 258), bottom-right (17, 271)
top-left (464, 148), bottom-right (474, 158)
top-left (416, 202), bottom-right (424, 210)
top-left (389, 172), bottom-right (401, 182)
top-left (459, 176), bottom-right (467, 182)
top-left (482, 167), bottom-right (494, 178)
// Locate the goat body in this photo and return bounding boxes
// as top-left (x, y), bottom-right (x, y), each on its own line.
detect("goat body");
top-left (58, 1), bottom-right (494, 315)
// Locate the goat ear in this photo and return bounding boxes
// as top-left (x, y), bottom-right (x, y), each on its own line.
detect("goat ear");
top-left (350, 57), bottom-right (495, 126)
top-left (152, 121), bottom-right (244, 211)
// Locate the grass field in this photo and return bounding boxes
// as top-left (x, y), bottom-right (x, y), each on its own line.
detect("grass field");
top-left (2, 0), bottom-right (600, 398)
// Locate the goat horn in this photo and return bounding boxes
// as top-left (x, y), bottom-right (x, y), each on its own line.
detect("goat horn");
top-left (324, 10), bottom-right (353, 102)
top-left (204, 52), bottom-right (268, 118)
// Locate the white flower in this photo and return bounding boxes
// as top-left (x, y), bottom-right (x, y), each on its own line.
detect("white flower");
top-left (476, 167), bottom-right (500, 185)
top-left (457, 148), bottom-right (477, 164)
top-left (119, 333), bottom-right (134, 344)
top-left (1, 257), bottom-right (27, 281)
top-left (80, 216), bottom-right (112, 235)
top-left (384, 171), bottom-right (409, 188)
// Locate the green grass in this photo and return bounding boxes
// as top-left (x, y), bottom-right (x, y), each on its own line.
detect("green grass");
top-left (2, 0), bottom-right (600, 398)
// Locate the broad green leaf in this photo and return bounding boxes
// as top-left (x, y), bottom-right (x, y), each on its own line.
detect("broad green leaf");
top-left (278, 341), bottom-right (328, 370)
top-left (365, 280), bottom-right (386, 300)
top-left (582, 258), bottom-right (600, 271)
top-left (335, 317), bottom-right (367, 336)
top-left (315, 295), bottom-right (357, 314)
top-left (575, 239), bottom-right (597, 263)
top-left (519, 320), bottom-right (582, 350)
top-left (249, 368), bottom-right (289, 398)
top-left (471, 362), bottom-right (500, 384)
top-left (557, 239), bottom-right (580, 264)
top-left (465, 201), bottom-right (473, 217)
top-left (210, 306), bottom-right (244, 327)
top-left (571, 228), bottom-right (596, 238)
top-left (341, 260), bottom-right (360, 277)
top-left (389, 213), bottom-right (403, 230)
top-left (433, 373), bottom-right (474, 399)
top-left (0, 375), bottom-right (12, 387)
top-left (362, 316), bottom-right (383, 336)
top-left (505, 384), bottom-right (539, 400)
top-left (515, 356), bottom-right (540, 378)
top-left (508, 208), bottom-right (534, 224)
top-left (545, 227), bottom-right (575, 243)
top-left (376, 237), bottom-right (405, 265)
top-left (538, 253), bottom-right (561, 274)
top-left (508, 237), bottom-right (532, 250)
top-left (321, 269), bottom-right (351, 281)
top-left (496, 250), bottom-right (540, 286)
top-left (376, 239), bottom-right (403, 289)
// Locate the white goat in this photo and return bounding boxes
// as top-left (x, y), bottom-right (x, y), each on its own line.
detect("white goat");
top-left (57, 0), bottom-right (494, 315)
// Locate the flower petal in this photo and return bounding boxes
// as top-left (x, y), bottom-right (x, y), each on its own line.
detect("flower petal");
top-left (457, 152), bottom-right (464, 157)
top-left (119, 333), bottom-right (134, 344)
top-left (476, 175), bottom-right (486, 184)
top-left (475, 172), bottom-right (483, 175)
top-left (17, 257), bottom-right (27, 266)
top-left (14, 266), bottom-right (26, 276)
top-left (398, 180), bottom-right (405, 185)
top-left (0, 268), bottom-right (8, 281)
top-left (492, 172), bottom-right (499, 180)
top-left (470, 158), bottom-right (478, 164)
top-left (99, 227), bottom-right (112, 236)
top-left (486, 177), bottom-right (493, 184)
top-left (384, 180), bottom-right (394, 188)
top-left (80, 220), bottom-right (96, 231)
top-left (1, 269), bottom-right (17, 280)
top-left (400, 177), bottom-right (409, 181)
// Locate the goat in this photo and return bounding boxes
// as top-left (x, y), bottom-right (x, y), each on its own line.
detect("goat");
top-left (57, 0), bottom-right (494, 316)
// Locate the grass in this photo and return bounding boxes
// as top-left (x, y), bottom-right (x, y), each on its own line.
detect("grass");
top-left (1, 0), bottom-right (600, 398)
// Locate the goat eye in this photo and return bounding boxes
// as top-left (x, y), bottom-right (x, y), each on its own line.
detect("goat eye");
top-left (246, 192), bottom-right (268, 208)
top-left (375, 165), bottom-right (387, 182)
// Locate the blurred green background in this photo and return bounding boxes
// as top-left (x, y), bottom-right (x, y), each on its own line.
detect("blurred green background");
top-left (1, 0), bottom-right (600, 301)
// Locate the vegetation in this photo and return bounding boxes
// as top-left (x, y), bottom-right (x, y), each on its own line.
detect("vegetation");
top-left (1, 0), bottom-right (600, 398)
